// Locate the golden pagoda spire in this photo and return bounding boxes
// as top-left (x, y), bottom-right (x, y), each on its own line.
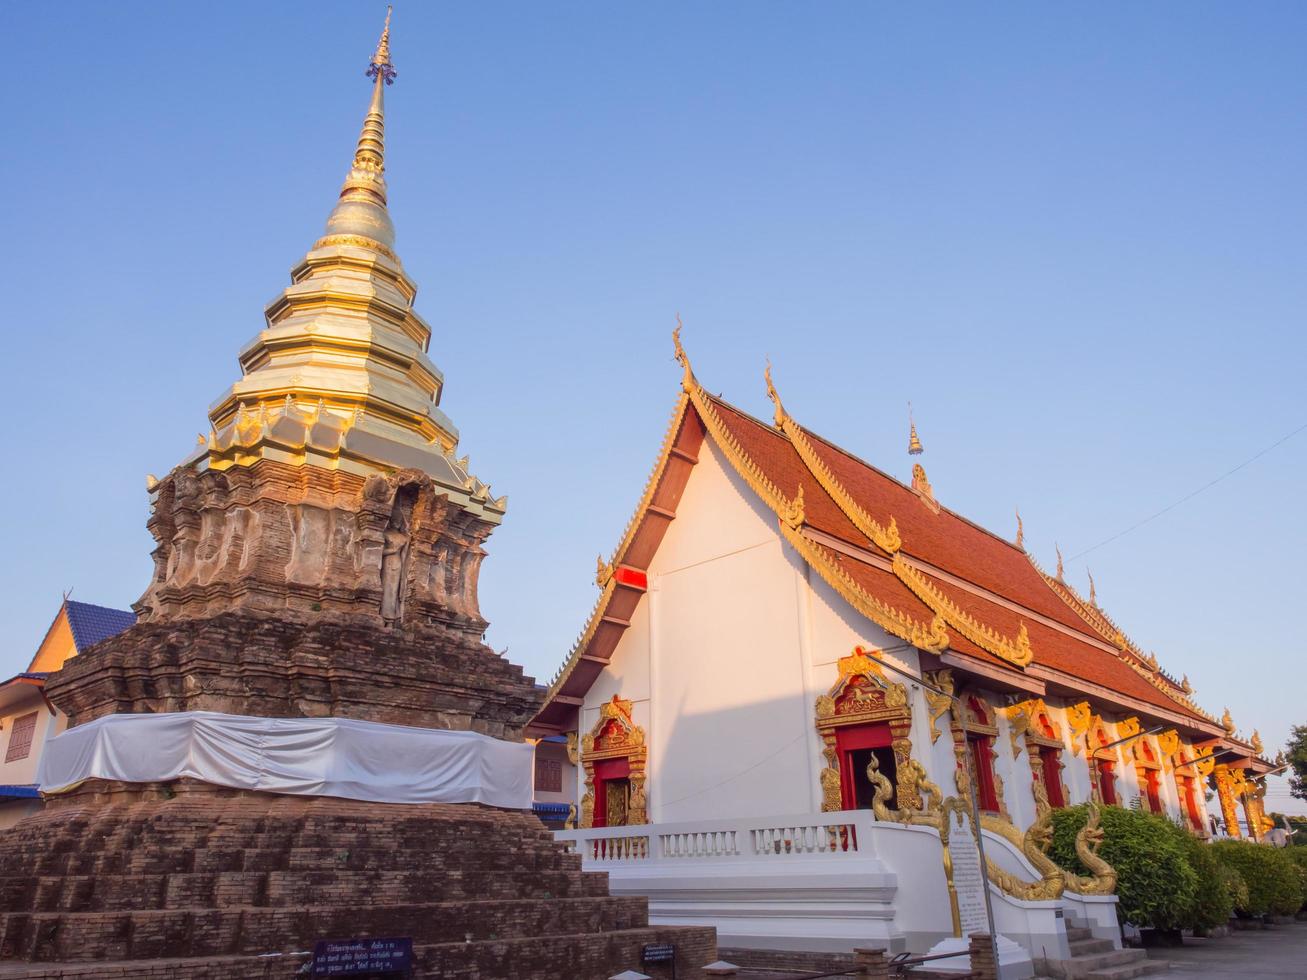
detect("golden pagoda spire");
top-left (907, 403), bottom-right (924, 456)
top-left (1014, 507), bottom-right (1024, 549)
top-left (1055, 543), bottom-right (1065, 581)
top-left (317, 7), bottom-right (399, 255)
top-left (1087, 568), bottom-right (1097, 606)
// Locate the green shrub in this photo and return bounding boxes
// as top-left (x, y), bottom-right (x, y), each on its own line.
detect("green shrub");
top-left (1283, 847), bottom-right (1307, 911)
top-left (1216, 863), bottom-right (1249, 916)
top-left (1050, 804), bottom-right (1197, 929)
top-left (1177, 834), bottom-right (1235, 929)
top-left (1210, 840), bottom-right (1302, 916)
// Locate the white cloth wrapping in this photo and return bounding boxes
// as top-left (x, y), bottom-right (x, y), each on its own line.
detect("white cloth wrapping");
top-left (36, 711), bottom-right (534, 809)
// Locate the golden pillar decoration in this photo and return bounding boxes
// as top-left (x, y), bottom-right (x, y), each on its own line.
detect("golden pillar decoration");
top-left (922, 669), bottom-right (954, 744)
top-left (1066, 701), bottom-right (1092, 757)
top-left (579, 695), bottom-right (648, 828)
top-left (1212, 764), bottom-right (1242, 839)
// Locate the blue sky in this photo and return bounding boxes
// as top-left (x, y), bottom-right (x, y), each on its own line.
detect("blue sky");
top-left (1, 3), bottom-right (1303, 811)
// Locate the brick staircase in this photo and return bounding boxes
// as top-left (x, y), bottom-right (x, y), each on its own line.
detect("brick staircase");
top-left (0, 793), bottom-right (715, 978)
top-left (1039, 922), bottom-right (1170, 980)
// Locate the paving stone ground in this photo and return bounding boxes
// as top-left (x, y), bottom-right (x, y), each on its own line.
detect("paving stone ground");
top-left (1148, 921), bottom-right (1307, 979)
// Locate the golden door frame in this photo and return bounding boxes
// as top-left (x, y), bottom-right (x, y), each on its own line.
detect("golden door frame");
top-left (1086, 716), bottom-right (1122, 806)
top-left (1004, 698), bottom-right (1070, 814)
top-left (579, 695), bottom-right (648, 829)
top-left (950, 692), bottom-right (1009, 821)
top-left (815, 647), bottom-right (920, 812)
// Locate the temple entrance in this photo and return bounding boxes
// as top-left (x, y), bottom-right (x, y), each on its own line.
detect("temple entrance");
top-left (835, 724), bottom-right (898, 811)
top-left (579, 696), bottom-right (649, 828)
top-left (593, 757), bottom-right (631, 828)
top-left (815, 648), bottom-right (921, 813)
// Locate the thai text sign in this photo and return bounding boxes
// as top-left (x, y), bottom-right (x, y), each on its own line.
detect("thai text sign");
top-left (311, 937), bottom-right (413, 976)
top-left (945, 812), bottom-right (988, 936)
top-left (642, 942), bottom-right (676, 963)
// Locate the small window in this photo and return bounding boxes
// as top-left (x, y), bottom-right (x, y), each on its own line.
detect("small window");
top-left (5, 712), bottom-right (38, 763)
top-left (535, 757), bottom-right (562, 793)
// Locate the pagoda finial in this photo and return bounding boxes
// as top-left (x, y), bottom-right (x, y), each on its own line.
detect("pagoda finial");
top-left (764, 359), bottom-right (785, 427)
top-left (1087, 568), bottom-right (1097, 606)
top-left (1014, 507), bottom-right (1024, 549)
top-left (907, 402), bottom-right (924, 456)
top-left (1055, 543), bottom-right (1065, 581)
top-left (317, 8), bottom-right (398, 255)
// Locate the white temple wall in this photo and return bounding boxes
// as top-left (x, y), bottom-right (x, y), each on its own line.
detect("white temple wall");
top-left (583, 441), bottom-right (816, 824)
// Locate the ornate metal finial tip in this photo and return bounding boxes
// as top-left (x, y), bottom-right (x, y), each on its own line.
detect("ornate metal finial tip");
top-left (367, 5), bottom-right (397, 83)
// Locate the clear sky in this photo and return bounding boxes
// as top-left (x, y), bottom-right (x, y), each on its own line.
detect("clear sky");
top-left (1, 3), bottom-right (1303, 812)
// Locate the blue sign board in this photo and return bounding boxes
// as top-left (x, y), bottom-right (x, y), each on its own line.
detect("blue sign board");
top-left (311, 937), bottom-right (413, 976)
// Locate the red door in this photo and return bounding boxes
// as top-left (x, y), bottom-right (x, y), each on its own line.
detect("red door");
top-left (1097, 761), bottom-right (1117, 805)
top-left (835, 723), bottom-right (894, 811)
top-left (1039, 747), bottom-right (1065, 808)
top-left (592, 757), bottom-right (630, 828)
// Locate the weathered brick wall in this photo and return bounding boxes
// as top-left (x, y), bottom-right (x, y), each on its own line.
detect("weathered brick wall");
top-left (0, 794), bottom-right (716, 978)
top-left (44, 613), bottom-right (540, 736)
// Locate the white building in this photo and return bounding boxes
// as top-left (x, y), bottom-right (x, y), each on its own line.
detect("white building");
top-left (528, 340), bottom-right (1271, 971)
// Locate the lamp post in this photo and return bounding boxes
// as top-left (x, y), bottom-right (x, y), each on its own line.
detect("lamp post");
top-left (872, 655), bottom-right (1000, 947)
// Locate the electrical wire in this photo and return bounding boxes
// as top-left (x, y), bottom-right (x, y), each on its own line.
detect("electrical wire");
top-left (1068, 420), bottom-right (1307, 563)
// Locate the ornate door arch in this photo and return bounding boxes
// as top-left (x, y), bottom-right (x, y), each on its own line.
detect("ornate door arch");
top-left (579, 696), bottom-right (648, 828)
top-left (1004, 698), bottom-right (1069, 812)
top-left (815, 647), bottom-right (921, 812)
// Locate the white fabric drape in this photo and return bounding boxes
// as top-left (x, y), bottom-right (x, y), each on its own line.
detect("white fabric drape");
top-left (36, 711), bottom-right (534, 809)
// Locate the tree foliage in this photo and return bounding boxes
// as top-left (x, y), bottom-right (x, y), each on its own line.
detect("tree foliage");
top-left (1286, 723), bottom-right (1307, 802)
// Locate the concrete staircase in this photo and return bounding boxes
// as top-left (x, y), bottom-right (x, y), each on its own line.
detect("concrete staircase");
top-left (1040, 923), bottom-right (1170, 980)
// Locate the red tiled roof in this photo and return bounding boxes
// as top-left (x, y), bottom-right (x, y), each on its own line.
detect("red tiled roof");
top-left (705, 394), bottom-right (1209, 726)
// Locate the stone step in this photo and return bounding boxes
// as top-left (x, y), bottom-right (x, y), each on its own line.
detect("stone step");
top-left (0, 868), bottom-right (612, 913)
top-left (1085, 958), bottom-right (1171, 980)
top-left (1044, 948), bottom-right (1149, 980)
top-left (0, 925), bottom-right (715, 979)
top-left (1064, 926), bottom-right (1093, 942)
top-left (0, 896), bottom-right (653, 962)
top-left (4, 841), bottom-right (583, 879)
top-left (1067, 938), bottom-right (1116, 957)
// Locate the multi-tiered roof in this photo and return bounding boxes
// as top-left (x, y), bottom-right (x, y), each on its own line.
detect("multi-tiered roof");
top-left (532, 330), bottom-right (1243, 748)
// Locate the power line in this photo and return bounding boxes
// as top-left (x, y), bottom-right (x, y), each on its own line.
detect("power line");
top-left (1068, 420), bottom-right (1307, 563)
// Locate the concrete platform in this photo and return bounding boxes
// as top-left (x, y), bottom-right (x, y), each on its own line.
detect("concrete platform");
top-left (1151, 920), bottom-right (1307, 980)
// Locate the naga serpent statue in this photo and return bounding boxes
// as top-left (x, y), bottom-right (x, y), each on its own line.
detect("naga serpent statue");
top-left (866, 757), bottom-right (1115, 901)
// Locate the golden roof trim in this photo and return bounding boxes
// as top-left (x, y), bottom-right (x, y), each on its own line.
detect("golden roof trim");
top-left (764, 365), bottom-right (902, 554)
top-left (1029, 553), bottom-right (1217, 726)
top-left (784, 524), bottom-right (949, 653)
top-left (893, 555), bottom-right (1034, 668)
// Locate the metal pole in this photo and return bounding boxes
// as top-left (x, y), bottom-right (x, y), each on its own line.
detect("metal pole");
top-left (874, 657), bottom-right (999, 944)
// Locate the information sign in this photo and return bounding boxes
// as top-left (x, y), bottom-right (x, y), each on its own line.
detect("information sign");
top-left (311, 937), bottom-right (413, 977)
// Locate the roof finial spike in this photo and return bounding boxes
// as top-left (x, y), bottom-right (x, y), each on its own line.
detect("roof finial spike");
top-left (907, 402), bottom-right (924, 456)
top-left (1055, 543), bottom-right (1065, 581)
top-left (672, 313), bottom-right (693, 388)
top-left (1014, 507), bottom-right (1024, 549)
top-left (1087, 568), bottom-right (1097, 606)
top-left (370, 5), bottom-right (395, 74)
top-left (764, 358), bottom-right (785, 427)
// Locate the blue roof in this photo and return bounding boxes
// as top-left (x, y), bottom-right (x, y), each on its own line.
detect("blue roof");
top-left (0, 785), bottom-right (39, 800)
top-left (64, 600), bottom-right (135, 652)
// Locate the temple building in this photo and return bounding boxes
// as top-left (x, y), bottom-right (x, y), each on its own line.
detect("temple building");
top-left (0, 15), bottom-right (712, 978)
top-left (530, 333), bottom-right (1277, 967)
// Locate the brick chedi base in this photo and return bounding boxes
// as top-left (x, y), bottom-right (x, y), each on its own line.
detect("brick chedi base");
top-left (0, 788), bottom-right (715, 978)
